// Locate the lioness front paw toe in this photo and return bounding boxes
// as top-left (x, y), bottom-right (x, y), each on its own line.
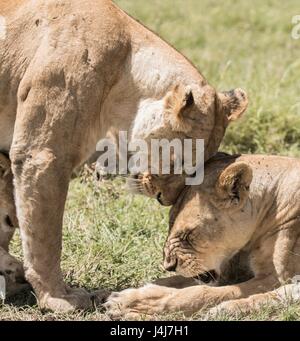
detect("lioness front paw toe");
top-left (104, 290), bottom-right (135, 319)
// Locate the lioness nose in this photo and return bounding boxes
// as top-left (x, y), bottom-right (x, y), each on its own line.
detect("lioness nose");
top-left (164, 258), bottom-right (177, 272)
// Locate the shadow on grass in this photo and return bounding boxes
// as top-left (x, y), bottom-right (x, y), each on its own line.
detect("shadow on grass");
top-left (5, 286), bottom-right (37, 308)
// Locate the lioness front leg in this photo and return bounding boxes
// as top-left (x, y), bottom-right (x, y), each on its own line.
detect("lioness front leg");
top-left (105, 276), bottom-right (278, 319)
top-left (10, 69), bottom-right (101, 312)
top-left (208, 283), bottom-right (300, 317)
top-left (11, 143), bottom-right (91, 312)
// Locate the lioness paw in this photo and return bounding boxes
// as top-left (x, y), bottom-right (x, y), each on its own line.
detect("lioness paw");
top-left (104, 284), bottom-right (176, 320)
top-left (39, 287), bottom-right (93, 313)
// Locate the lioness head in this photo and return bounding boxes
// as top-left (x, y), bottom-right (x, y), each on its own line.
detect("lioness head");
top-left (132, 84), bottom-right (248, 153)
top-left (163, 156), bottom-right (253, 283)
top-left (128, 85), bottom-right (248, 202)
top-left (163, 85), bottom-right (248, 152)
top-left (0, 153), bottom-right (18, 251)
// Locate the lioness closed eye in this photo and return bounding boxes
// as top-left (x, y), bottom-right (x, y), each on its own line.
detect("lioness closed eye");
top-left (105, 153), bottom-right (300, 319)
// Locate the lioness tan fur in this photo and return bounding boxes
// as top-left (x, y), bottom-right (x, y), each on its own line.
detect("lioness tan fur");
top-left (0, 0), bottom-right (248, 311)
top-left (105, 153), bottom-right (300, 319)
top-left (0, 153), bottom-right (26, 296)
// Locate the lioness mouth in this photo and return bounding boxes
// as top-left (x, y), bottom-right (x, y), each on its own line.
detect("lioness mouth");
top-left (193, 270), bottom-right (218, 283)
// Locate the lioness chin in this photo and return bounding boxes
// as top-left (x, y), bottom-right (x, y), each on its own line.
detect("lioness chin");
top-left (105, 153), bottom-right (300, 319)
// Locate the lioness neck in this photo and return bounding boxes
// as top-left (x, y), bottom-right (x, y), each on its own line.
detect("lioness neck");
top-left (100, 2), bottom-right (208, 138)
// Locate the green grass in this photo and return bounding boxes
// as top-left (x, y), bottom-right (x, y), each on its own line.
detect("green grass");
top-left (2, 0), bottom-right (300, 320)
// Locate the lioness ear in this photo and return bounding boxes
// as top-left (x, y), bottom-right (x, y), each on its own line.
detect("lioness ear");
top-left (164, 84), bottom-right (194, 131)
top-left (0, 153), bottom-right (11, 178)
top-left (218, 88), bottom-right (248, 122)
top-left (214, 162), bottom-right (252, 209)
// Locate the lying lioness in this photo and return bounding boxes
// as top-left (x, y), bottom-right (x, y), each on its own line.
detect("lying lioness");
top-left (105, 153), bottom-right (300, 319)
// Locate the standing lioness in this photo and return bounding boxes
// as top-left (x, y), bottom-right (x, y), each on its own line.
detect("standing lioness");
top-left (0, 0), bottom-right (247, 311)
top-left (106, 154), bottom-right (300, 318)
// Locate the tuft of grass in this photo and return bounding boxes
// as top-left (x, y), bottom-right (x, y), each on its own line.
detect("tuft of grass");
top-left (2, 0), bottom-right (300, 320)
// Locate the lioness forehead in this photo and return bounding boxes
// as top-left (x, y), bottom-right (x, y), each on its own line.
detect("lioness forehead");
top-left (169, 186), bottom-right (200, 228)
